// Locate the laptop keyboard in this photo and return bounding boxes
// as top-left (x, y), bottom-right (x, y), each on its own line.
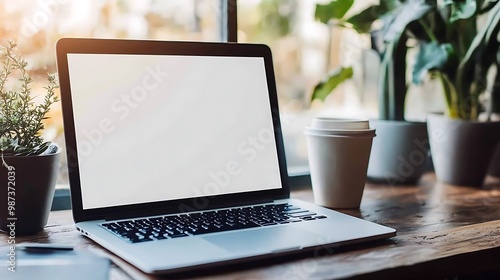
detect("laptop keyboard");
top-left (101, 203), bottom-right (327, 243)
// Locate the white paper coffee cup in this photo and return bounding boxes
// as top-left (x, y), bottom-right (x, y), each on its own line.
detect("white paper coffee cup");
top-left (305, 118), bottom-right (374, 209)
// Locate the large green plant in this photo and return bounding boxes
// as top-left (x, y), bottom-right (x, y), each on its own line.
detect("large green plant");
top-left (311, 0), bottom-right (414, 120)
top-left (312, 0), bottom-right (500, 121)
top-left (0, 41), bottom-right (59, 156)
top-left (411, 0), bottom-right (500, 120)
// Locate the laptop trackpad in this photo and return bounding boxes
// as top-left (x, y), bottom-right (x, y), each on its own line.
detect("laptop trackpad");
top-left (203, 226), bottom-right (321, 253)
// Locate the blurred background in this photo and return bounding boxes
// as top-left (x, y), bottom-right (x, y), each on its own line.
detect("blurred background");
top-left (0, 0), bottom-right (444, 185)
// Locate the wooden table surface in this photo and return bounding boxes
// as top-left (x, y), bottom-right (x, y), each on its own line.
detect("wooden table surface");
top-left (2, 173), bottom-right (500, 279)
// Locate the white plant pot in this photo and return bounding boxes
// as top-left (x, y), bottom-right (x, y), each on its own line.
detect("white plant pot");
top-left (367, 120), bottom-right (430, 184)
top-left (427, 114), bottom-right (500, 187)
top-left (488, 143), bottom-right (500, 177)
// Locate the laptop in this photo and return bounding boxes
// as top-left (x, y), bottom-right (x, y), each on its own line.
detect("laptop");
top-left (55, 38), bottom-right (396, 274)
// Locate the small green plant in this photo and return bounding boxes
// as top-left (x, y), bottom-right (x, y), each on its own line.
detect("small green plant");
top-left (0, 41), bottom-right (59, 156)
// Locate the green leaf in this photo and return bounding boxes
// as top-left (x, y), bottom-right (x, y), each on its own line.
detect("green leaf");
top-left (413, 41), bottom-right (455, 85)
top-left (480, 0), bottom-right (500, 14)
top-left (378, 38), bottom-right (408, 121)
top-left (380, 0), bottom-right (402, 11)
top-left (435, 72), bottom-right (460, 118)
top-left (383, 0), bottom-right (433, 43)
top-left (457, 1), bottom-right (500, 112)
top-left (311, 66), bottom-right (353, 102)
top-left (315, 0), bottom-right (354, 24)
top-left (492, 51), bottom-right (500, 113)
top-left (449, 0), bottom-right (478, 22)
top-left (346, 5), bottom-right (390, 33)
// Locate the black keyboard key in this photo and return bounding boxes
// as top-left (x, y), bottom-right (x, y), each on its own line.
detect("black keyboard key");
top-left (274, 203), bottom-right (288, 208)
top-left (169, 233), bottom-right (189, 238)
top-left (130, 235), bottom-right (153, 243)
top-left (116, 230), bottom-right (131, 236)
top-left (131, 238), bottom-right (152, 243)
top-left (155, 235), bottom-right (169, 240)
top-left (103, 222), bottom-right (119, 229)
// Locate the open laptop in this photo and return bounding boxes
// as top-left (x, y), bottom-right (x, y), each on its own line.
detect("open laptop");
top-left (55, 38), bottom-right (396, 274)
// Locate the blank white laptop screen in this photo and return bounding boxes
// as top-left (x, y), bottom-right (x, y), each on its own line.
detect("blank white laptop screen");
top-left (67, 54), bottom-right (282, 210)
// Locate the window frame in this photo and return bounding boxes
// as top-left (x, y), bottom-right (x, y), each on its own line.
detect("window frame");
top-left (51, 0), bottom-right (308, 210)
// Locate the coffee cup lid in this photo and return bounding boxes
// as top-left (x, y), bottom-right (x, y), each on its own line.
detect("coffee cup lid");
top-left (311, 117), bottom-right (369, 130)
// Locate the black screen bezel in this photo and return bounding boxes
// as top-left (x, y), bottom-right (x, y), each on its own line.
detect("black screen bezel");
top-left (55, 38), bottom-right (290, 222)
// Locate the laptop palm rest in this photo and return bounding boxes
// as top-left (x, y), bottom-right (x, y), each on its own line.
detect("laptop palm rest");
top-left (203, 226), bottom-right (322, 253)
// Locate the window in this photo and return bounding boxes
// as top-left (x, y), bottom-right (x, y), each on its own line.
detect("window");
top-left (1, 0), bottom-right (225, 209)
top-left (237, 0), bottom-right (379, 176)
top-left (4, 0), bottom-right (417, 209)
top-left (237, 0), bottom-right (448, 179)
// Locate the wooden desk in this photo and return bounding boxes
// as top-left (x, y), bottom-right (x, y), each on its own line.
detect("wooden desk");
top-left (2, 173), bottom-right (500, 279)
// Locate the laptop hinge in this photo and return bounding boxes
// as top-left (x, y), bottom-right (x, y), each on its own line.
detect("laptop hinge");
top-left (103, 198), bottom-right (275, 221)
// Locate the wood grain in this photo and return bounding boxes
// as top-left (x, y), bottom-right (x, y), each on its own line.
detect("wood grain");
top-left (1, 173), bottom-right (500, 279)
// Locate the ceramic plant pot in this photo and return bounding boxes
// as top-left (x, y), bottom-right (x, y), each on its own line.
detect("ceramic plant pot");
top-left (487, 143), bottom-right (500, 177)
top-left (367, 120), bottom-right (430, 185)
top-left (0, 149), bottom-right (61, 235)
top-left (427, 114), bottom-right (500, 187)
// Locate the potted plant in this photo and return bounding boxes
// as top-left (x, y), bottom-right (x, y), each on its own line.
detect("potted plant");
top-left (312, 0), bottom-right (431, 184)
top-left (0, 41), bottom-right (60, 235)
top-left (489, 142), bottom-right (500, 177)
top-left (405, 0), bottom-right (500, 186)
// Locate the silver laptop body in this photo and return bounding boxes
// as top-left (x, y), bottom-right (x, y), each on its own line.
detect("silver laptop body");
top-left (56, 38), bottom-right (395, 274)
